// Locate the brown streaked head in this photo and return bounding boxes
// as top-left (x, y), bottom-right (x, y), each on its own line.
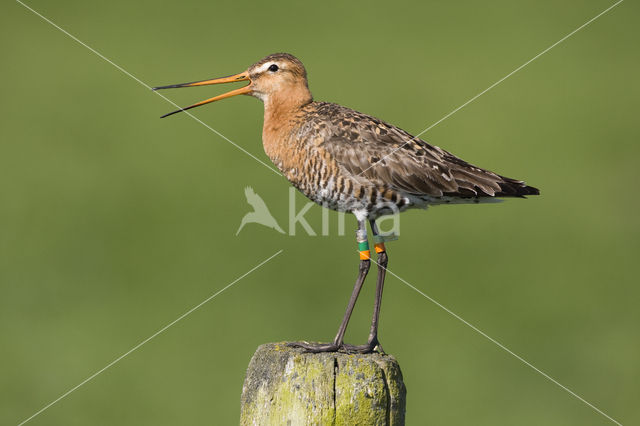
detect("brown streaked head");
top-left (153, 52), bottom-right (312, 118)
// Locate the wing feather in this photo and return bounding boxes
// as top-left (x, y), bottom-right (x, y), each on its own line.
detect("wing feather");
top-left (303, 103), bottom-right (538, 198)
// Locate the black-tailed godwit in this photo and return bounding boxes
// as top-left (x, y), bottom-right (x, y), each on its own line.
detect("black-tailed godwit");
top-left (154, 53), bottom-right (539, 353)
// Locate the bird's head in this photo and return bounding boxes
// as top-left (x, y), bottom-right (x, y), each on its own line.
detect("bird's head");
top-left (154, 53), bottom-right (312, 118)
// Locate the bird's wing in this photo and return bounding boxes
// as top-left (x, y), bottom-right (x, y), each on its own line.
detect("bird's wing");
top-left (245, 186), bottom-right (270, 211)
top-left (308, 103), bottom-right (535, 198)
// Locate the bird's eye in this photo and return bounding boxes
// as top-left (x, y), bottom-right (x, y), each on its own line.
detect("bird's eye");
top-left (268, 64), bottom-right (279, 72)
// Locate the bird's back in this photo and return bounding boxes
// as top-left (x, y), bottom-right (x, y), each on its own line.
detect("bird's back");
top-left (266, 101), bottom-right (539, 218)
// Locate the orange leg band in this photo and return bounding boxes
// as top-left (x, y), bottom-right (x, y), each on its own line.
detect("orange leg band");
top-left (359, 250), bottom-right (371, 260)
top-left (374, 242), bottom-right (386, 253)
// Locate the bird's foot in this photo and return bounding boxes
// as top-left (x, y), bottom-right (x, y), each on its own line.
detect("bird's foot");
top-left (288, 341), bottom-right (340, 353)
top-left (341, 340), bottom-right (385, 354)
top-left (288, 340), bottom-right (385, 354)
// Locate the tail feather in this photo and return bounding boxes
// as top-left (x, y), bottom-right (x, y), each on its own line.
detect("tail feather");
top-left (495, 176), bottom-right (540, 198)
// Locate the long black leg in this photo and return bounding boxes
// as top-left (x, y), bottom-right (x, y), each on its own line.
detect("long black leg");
top-left (343, 219), bottom-right (388, 354)
top-left (290, 220), bottom-right (371, 353)
top-left (368, 220), bottom-right (387, 349)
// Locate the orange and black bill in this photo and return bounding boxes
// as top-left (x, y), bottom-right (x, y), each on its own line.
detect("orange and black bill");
top-left (153, 72), bottom-right (250, 118)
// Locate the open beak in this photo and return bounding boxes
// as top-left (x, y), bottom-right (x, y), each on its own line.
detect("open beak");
top-left (153, 71), bottom-right (251, 118)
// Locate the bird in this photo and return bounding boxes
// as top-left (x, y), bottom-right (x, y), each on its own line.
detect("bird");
top-left (153, 52), bottom-right (539, 354)
top-left (236, 186), bottom-right (285, 235)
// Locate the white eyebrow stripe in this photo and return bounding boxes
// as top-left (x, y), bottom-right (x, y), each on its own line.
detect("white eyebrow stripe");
top-left (255, 62), bottom-right (282, 74)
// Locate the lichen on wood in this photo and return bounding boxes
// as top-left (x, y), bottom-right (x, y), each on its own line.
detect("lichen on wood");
top-left (240, 342), bottom-right (406, 425)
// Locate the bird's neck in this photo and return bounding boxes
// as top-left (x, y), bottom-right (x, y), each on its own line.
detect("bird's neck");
top-left (263, 85), bottom-right (312, 130)
top-left (261, 86), bottom-right (312, 163)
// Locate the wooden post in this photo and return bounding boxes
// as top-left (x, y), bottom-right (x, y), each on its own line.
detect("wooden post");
top-left (240, 342), bottom-right (406, 425)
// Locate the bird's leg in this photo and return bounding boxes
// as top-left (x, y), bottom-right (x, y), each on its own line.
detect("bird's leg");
top-left (290, 220), bottom-right (371, 353)
top-left (342, 220), bottom-right (388, 354)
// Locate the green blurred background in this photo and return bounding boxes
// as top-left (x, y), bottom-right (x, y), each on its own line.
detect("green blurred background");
top-left (1, 0), bottom-right (638, 424)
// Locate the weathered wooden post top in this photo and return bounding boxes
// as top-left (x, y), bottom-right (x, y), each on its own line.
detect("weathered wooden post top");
top-left (240, 342), bottom-right (406, 425)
